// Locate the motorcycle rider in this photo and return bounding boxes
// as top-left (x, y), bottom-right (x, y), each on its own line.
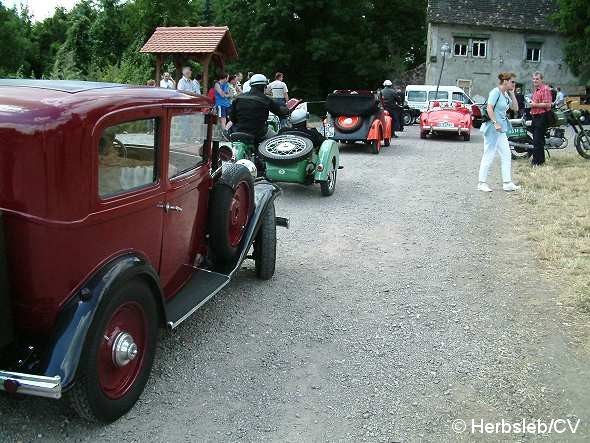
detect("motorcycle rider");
top-left (380, 80), bottom-right (402, 137)
top-left (279, 107), bottom-right (326, 148)
top-left (229, 74), bottom-right (289, 142)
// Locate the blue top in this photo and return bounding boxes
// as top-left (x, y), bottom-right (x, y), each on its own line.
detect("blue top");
top-left (215, 81), bottom-right (231, 108)
top-left (481, 87), bottom-right (512, 143)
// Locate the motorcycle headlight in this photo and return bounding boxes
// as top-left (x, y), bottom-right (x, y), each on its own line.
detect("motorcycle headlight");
top-left (236, 159), bottom-right (257, 178)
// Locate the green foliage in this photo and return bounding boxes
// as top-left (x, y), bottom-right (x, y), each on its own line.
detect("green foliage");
top-left (553, 0), bottom-right (590, 82)
top-left (0, 0), bottom-right (427, 95)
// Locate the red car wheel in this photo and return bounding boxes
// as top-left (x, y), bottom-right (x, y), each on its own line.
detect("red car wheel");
top-left (69, 280), bottom-right (159, 422)
top-left (228, 181), bottom-right (252, 247)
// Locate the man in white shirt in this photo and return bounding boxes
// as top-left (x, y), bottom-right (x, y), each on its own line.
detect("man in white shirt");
top-left (160, 72), bottom-right (175, 89)
top-left (177, 66), bottom-right (196, 93)
top-left (241, 71), bottom-right (254, 93)
top-left (268, 72), bottom-right (289, 127)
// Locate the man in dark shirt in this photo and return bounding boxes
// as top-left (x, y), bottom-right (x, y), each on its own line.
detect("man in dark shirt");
top-left (230, 74), bottom-right (289, 142)
top-left (279, 108), bottom-right (326, 148)
top-left (380, 80), bottom-right (402, 137)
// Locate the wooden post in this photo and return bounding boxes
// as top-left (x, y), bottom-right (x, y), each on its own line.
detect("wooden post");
top-left (155, 54), bottom-right (163, 86)
top-left (202, 53), bottom-right (213, 94)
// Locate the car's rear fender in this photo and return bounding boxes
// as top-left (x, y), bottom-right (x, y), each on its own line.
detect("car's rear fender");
top-left (39, 253), bottom-right (163, 390)
top-left (315, 140), bottom-right (340, 182)
top-left (367, 118), bottom-right (383, 141)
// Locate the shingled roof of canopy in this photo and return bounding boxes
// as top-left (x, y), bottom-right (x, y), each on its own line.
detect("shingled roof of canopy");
top-left (427, 0), bottom-right (558, 33)
top-left (140, 26), bottom-right (238, 59)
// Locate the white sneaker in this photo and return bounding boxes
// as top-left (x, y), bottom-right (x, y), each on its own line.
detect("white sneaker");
top-left (503, 182), bottom-right (520, 192)
top-left (477, 182), bottom-right (492, 192)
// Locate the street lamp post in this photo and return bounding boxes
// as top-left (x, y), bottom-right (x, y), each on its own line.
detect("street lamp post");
top-left (434, 42), bottom-right (450, 107)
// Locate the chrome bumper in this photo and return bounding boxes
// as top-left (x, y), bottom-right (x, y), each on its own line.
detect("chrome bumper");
top-left (423, 125), bottom-right (466, 133)
top-left (0, 370), bottom-right (61, 399)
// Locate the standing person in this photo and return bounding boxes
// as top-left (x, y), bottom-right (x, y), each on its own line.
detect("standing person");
top-left (554, 86), bottom-right (565, 107)
top-left (193, 74), bottom-right (202, 95)
top-left (227, 74), bottom-right (238, 99)
top-left (477, 72), bottom-right (520, 192)
top-left (214, 72), bottom-right (232, 129)
top-left (160, 72), bottom-right (175, 89)
top-left (268, 72), bottom-right (289, 128)
top-left (242, 72), bottom-right (254, 93)
top-left (529, 71), bottom-right (553, 166)
top-left (177, 66), bottom-right (195, 93)
top-left (235, 72), bottom-right (243, 94)
top-left (380, 80), bottom-right (401, 138)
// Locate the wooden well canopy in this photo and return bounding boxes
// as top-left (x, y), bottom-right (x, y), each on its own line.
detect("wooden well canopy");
top-left (140, 26), bottom-right (238, 93)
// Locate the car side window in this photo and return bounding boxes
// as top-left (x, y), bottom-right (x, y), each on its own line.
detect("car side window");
top-left (169, 113), bottom-right (206, 178)
top-left (452, 92), bottom-right (464, 102)
top-left (98, 118), bottom-right (158, 197)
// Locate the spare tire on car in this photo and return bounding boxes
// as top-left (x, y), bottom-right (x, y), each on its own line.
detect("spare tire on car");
top-left (208, 164), bottom-right (255, 264)
top-left (258, 134), bottom-right (314, 164)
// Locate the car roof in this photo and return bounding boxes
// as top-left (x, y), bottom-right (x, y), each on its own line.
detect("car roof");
top-left (0, 78), bottom-right (125, 93)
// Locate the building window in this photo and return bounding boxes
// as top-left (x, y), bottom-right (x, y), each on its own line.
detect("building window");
top-left (472, 40), bottom-right (487, 58)
top-left (454, 39), bottom-right (468, 56)
top-left (526, 43), bottom-right (542, 62)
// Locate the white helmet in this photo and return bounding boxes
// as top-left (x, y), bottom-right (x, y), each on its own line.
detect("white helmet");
top-left (290, 108), bottom-right (309, 125)
top-left (249, 74), bottom-right (268, 86)
top-left (383, 80), bottom-right (393, 86)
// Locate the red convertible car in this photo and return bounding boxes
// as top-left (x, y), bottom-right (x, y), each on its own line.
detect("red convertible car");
top-left (419, 101), bottom-right (473, 141)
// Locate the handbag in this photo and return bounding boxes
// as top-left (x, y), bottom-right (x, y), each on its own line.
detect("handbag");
top-left (481, 89), bottom-right (502, 123)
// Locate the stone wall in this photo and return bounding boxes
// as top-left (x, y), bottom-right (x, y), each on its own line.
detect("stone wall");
top-left (425, 23), bottom-right (582, 100)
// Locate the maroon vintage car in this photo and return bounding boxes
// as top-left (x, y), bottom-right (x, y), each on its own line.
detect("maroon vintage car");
top-left (0, 79), bottom-right (286, 422)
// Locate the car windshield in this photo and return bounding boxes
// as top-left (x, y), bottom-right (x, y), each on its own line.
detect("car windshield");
top-left (407, 91), bottom-right (427, 102)
top-left (428, 91), bottom-right (448, 101)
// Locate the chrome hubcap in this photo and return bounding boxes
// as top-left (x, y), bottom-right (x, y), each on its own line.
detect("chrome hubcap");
top-left (112, 332), bottom-right (139, 367)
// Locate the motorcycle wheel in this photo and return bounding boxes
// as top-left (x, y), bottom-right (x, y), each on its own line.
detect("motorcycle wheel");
top-left (402, 113), bottom-right (412, 126)
top-left (575, 130), bottom-right (590, 159)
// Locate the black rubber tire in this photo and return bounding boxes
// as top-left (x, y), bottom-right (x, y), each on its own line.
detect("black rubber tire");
top-left (69, 279), bottom-right (159, 423)
top-left (369, 138), bottom-right (381, 154)
top-left (575, 130), bottom-right (590, 159)
top-left (254, 202), bottom-right (276, 280)
top-left (463, 132), bottom-right (471, 141)
top-left (258, 134), bottom-right (314, 164)
top-left (320, 159), bottom-right (337, 196)
top-left (209, 164), bottom-right (255, 263)
top-left (420, 131), bottom-right (427, 139)
top-left (402, 113), bottom-right (412, 126)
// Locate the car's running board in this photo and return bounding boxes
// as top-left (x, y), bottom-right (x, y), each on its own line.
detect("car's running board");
top-left (165, 269), bottom-right (230, 329)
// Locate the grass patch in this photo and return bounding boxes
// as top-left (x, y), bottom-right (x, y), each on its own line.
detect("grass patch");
top-left (514, 153), bottom-right (590, 312)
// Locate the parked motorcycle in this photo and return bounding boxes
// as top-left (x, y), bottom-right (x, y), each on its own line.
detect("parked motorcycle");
top-left (508, 106), bottom-right (590, 160)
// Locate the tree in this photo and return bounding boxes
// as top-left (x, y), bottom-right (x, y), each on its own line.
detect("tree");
top-left (553, 0), bottom-right (590, 82)
top-left (30, 7), bottom-right (69, 77)
top-left (0, 4), bottom-right (33, 76)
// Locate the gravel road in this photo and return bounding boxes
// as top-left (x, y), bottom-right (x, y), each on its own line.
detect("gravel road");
top-left (1, 126), bottom-right (589, 442)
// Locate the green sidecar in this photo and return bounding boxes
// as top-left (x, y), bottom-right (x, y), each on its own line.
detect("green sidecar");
top-left (257, 132), bottom-right (341, 196)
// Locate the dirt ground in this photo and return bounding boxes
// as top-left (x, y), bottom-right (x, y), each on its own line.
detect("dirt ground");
top-left (1, 126), bottom-right (589, 442)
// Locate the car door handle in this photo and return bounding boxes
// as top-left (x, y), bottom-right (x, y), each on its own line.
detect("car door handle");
top-left (157, 203), bottom-right (183, 213)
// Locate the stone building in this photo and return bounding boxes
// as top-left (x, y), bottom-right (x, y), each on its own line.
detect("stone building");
top-left (425, 0), bottom-right (582, 100)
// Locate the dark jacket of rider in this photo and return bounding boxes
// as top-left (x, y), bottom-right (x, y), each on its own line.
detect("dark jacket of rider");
top-left (230, 86), bottom-right (289, 141)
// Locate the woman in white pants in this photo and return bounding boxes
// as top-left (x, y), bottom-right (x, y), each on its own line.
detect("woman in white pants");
top-left (478, 72), bottom-right (520, 192)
